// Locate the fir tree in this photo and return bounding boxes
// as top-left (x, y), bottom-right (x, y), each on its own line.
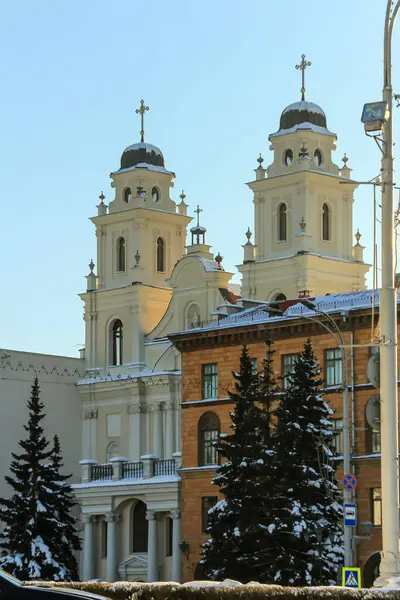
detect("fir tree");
top-left (0, 378), bottom-right (80, 581)
top-left (270, 339), bottom-right (344, 586)
top-left (201, 344), bottom-right (279, 583)
top-left (44, 435), bottom-right (81, 581)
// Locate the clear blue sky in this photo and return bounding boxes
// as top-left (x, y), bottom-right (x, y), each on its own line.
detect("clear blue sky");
top-left (0, 0), bottom-right (399, 357)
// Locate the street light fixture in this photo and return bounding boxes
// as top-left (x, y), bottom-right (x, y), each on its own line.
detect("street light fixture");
top-left (299, 299), bottom-right (352, 569)
top-left (361, 0), bottom-right (400, 588)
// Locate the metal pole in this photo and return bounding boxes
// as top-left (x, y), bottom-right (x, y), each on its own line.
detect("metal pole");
top-left (298, 310), bottom-right (353, 566)
top-left (375, 0), bottom-right (400, 587)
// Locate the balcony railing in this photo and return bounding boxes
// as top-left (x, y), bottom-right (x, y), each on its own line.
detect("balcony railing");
top-left (122, 461), bottom-right (143, 479)
top-left (80, 455), bottom-right (181, 484)
top-left (153, 458), bottom-right (176, 477)
top-left (90, 463), bottom-right (113, 481)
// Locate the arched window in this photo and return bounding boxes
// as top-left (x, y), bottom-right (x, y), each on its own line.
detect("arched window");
top-left (274, 293), bottom-right (287, 302)
top-left (106, 441), bottom-right (119, 462)
top-left (124, 187), bottom-right (132, 203)
top-left (151, 187), bottom-right (159, 202)
top-left (322, 203), bottom-right (331, 241)
top-left (117, 237), bottom-right (126, 272)
top-left (111, 320), bottom-right (123, 366)
top-left (156, 237), bottom-right (165, 273)
top-left (278, 203), bottom-right (287, 242)
top-left (314, 149), bottom-right (323, 166)
top-left (132, 501), bottom-right (148, 553)
top-left (198, 412), bottom-right (220, 466)
top-left (186, 303), bottom-right (201, 329)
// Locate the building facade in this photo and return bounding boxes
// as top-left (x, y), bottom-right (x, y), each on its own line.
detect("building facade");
top-left (170, 291), bottom-right (387, 586)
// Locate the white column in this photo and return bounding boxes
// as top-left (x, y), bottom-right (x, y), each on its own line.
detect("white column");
top-left (106, 512), bottom-right (119, 582)
top-left (171, 510), bottom-right (182, 583)
top-left (165, 401), bottom-right (175, 458)
top-left (146, 510), bottom-right (158, 582)
top-left (82, 514), bottom-right (95, 581)
top-left (141, 405), bottom-right (149, 456)
top-left (128, 404), bottom-right (141, 461)
top-left (153, 403), bottom-right (163, 458)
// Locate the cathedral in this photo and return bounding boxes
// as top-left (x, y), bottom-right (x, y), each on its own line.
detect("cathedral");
top-left (0, 57), bottom-right (369, 583)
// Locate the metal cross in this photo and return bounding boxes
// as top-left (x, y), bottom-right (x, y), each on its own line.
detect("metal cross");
top-left (194, 204), bottom-right (202, 227)
top-left (135, 99), bottom-right (150, 142)
top-left (295, 54), bottom-right (312, 101)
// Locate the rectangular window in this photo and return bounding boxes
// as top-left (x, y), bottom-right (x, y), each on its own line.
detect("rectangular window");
top-left (371, 487), bottom-right (382, 526)
top-left (201, 496), bottom-right (218, 534)
top-left (371, 428), bottom-right (381, 453)
top-left (165, 517), bottom-right (173, 557)
top-left (333, 418), bottom-right (344, 455)
top-left (250, 358), bottom-right (257, 375)
top-left (282, 354), bottom-right (299, 389)
top-left (325, 349), bottom-right (343, 387)
top-left (202, 364), bottom-right (218, 399)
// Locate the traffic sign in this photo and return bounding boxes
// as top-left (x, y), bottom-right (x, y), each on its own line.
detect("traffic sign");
top-left (343, 473), bottom-right (357, 491)
top-left (344, 503), bottom-right (357, 527)
top-left (342, 567), bottom-right (361, 588)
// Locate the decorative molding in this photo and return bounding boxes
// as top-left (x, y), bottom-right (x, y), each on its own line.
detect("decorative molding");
top-left (127, 403), bottom-right (141, 415)
top-left (105, 512), bottom-right (120, 524)
top-left (170, 509), bottom-right (181, 520)
top-left (84, 408), bottom-right (98, 420)
top-left (146, 510), bottom-right (159, 521)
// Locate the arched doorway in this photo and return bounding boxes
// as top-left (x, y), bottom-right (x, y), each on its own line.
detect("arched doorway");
top-left (132, 500), bottom-right (148, 553)
top-left (363, 552), bottom-right (381, 588)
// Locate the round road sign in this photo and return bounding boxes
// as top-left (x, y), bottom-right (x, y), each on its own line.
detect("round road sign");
top-left (343, 473), bottom-right (357, 491)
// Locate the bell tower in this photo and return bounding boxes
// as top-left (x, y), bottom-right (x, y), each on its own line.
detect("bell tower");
top-left (238, 56), bottom-right (370, 301)
top-left (80, 101), bottom-right (191, 371)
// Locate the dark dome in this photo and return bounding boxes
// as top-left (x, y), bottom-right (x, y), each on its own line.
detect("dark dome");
top-left (279, 101), bottom-right (327, 130)
top-left (120, 142), bottom-right (164, 170)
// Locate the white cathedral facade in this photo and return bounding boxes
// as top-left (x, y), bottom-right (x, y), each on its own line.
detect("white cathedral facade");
top-left (0, 69), bottom-right (369, 583)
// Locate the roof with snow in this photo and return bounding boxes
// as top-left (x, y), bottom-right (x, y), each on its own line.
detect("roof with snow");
top-left (170, 289), bottom-right (387, 337)
top-left (119, 141), bottom-right (165, 171)
top-left (271, 100), bottom-right (336, 138)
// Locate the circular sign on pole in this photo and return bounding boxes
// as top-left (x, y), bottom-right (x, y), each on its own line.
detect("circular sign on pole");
top-left (343, 473), bottom-right (357, 491)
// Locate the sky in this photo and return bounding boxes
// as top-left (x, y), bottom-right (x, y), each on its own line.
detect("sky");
top-left (0, 0), bottom-right (399, 358)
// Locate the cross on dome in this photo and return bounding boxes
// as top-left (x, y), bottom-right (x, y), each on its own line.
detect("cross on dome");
top-left (194, 204), bottom-right (203, 227)
top-left (135, 99), bottom-right (150, 142)
top-left (295, 54), bottom-right (312, 101)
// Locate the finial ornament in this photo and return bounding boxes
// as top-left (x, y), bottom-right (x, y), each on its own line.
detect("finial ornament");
top-left (179, 190), bottom-right (187, 202)
top-left (134, 250), bottom-right (141, 266)
top-left (295, 54), bottom-right (312, 101)
top-left (215, 252), bottom-right (223, 269)
top-left (257, 153), bottom-right (264, 167)
top-left (342, 153), bottom-right (349, 167)
top-left (89, 259), bottom-right (95, 274)
top-left (245, 227), bottom-right (252, 242)
top-left (99, 191), bottom-right (105, 203)
top-left (355, 229), bottom-right (361, 243)
top-left (194, 204), bottom-right (203, 227)
top-left (299, 217), bottom-right (306, 232)
top-left (135, 99), bottom-right (150, 142)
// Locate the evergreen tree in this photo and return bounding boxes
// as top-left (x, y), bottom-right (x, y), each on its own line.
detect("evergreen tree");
top-left (201, 344), bottom-right (279, 582)
top-left (269, 339), bottom-right (344, 586)
top-left (45, 435), bottom-right (81, 581)
top-left (0, 378), bottom-right (80, 581)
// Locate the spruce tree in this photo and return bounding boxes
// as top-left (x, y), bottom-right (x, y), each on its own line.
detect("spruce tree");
top-left (201, 344), bottom-right (279, 583)
top-left (45, 435), bottom-right (81, 581)
top-left (0, 378), bottom-right (79, 581)
top-left (270, 339), bottom-right (344, 586)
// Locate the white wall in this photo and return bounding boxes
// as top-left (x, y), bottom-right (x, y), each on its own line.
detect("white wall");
top-left (0, 349), bottom-right (83, 497)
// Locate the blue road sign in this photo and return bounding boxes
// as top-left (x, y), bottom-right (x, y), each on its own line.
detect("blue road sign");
top-left (342, 567), bottom-right (361, 588)
top-left (344, 503), bottom-right (357, 527)
top-left (343, 473), bottom-right (357, 491)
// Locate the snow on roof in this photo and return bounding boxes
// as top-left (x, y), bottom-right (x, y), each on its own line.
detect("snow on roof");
top-left (111, 163), bottom-right (174, 176)
top-left (282, 101), bottom-right (326, 116)
top-left (72, 474), bottom-right (180, 489)
top-left (197, 256), bottom-right (220, 272)
top-left (171, 289), bottom-right (385, 336)
top-left (270, 122), bottom-right (336, 138)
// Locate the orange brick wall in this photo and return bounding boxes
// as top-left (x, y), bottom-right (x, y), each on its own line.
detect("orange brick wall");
top-left (179, 319), bottom-right (392, 581)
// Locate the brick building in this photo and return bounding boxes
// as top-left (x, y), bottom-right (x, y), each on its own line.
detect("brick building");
top-left (170, 290), bottom-right (389, 586)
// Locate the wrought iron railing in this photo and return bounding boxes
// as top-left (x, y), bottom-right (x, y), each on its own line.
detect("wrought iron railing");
top-left (90, 463), bottom-right (113, 481)
top-left (153, 459), bottom-right (176, 477)
top-left (122, 461), bottom-right (143, 479)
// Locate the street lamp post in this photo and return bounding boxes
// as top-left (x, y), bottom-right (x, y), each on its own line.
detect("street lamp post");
top-left (374, 1), bottom-right (400, 587)
top-left (299, 300), bottom-right (352, 568)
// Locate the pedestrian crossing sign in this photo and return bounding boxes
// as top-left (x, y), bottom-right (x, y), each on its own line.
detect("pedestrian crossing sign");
top-left (342, 567), bottom-right (361, 588)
